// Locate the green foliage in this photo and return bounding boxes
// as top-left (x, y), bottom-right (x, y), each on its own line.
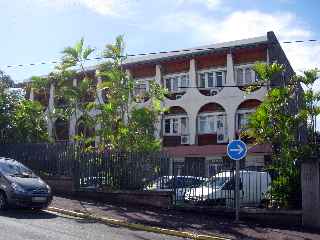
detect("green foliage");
top-left (0, 72), bottom-right (48, 144)
top-left (31, 36), bottom-right (167, 152)
top-left (243, 63), bottom-right (320, 208)
top-left (11, 100), bottom-right (49, 143)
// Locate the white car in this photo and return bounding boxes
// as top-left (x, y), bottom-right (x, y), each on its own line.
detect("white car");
top-left (184, 170), bottom-right (271, 207)
top-left (146, 176), bottom-right (208, 201)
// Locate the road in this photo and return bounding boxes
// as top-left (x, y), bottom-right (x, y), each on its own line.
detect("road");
top-left (0, 210), bottom-right (186, 240)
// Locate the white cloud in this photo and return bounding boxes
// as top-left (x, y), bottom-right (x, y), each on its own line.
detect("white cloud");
top-left (156, 10), bottom-right (320, 71)
top-left (176, 0), bottom-right (222, 9)
top-left (36, 0), bottom-right (132, 16)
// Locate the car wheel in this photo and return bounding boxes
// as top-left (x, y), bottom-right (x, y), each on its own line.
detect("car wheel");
top-left (0, 192), bottom-right (8, 210)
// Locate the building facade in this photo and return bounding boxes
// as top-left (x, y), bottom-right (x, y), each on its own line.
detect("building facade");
top-left (29, 31), bottom-right (294, 177)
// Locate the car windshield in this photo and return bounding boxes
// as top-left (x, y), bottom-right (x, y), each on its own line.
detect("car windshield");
top-left (0, 160), bottom-right (35, 178)
top-left (204, 177), bottom-right (229, 189)
top-left (166, 177), bottom-right (206, 188)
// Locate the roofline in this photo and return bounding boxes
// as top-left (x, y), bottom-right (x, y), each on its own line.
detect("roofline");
top-left (123, 34), bottom-right (269, 67)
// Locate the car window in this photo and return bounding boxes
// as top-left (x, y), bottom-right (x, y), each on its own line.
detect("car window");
top-left (0, 161), bottom-right (35, 177)
top-left (165, 177), bottom-right (205, 188)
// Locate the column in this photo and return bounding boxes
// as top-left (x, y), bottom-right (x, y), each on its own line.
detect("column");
top-left (29, 88), bottom-right (34, 101)
top-left (226, 106), bottom-right (237, 142)
top-left (69, 115), bottom-right (77, 142)
top-left (189, 59), bottom-right (197, 87)
top-left (226, 52), bottom-right (234, 86)
top-left (95, 70), bottom-right (103, 104)
top-left (155, 64), bottom-right (162, 85)
top-left (188, 110), bottom-right (197, 145)
top-left (47, 83), bottom-right (55, 139)
top-left (155, 64), bottom-right (162, 139)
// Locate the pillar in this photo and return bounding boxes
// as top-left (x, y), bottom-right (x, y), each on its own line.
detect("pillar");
top-left (301, 159), bottom-right (320, 229)
top-left (226, 52), bottom-right (234, 86)
top-left (29, 88), bottom-right (34, 101)
top-left (47, 83), bottom-right (55, 139)
top-left (189, 59), bottom-right (197, 88)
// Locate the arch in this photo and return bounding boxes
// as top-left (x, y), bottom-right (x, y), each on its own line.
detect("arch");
top-left (237, 99), bottom-right (261, 110)
top-left (198, 102), bottom-right (225, 114)
top-left (55, 118), bottom-right (69, 141)
top-left (197, 102), bottom-right (227, 145)
top-left (165, 106), bottom-right (187, 115)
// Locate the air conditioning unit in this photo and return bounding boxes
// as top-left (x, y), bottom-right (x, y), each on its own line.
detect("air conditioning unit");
top-left (176, 94), bottom-right (183, 100)
top-left (217, 134), bottom-right (225, 143)
top-left (181, 135), bottom-right (190, 144)
top-left (210, 89), bottom-right (218, 96)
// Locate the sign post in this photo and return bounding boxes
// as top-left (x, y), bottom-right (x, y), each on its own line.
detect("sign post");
top-left (227, 139), bottom-right (247, 222)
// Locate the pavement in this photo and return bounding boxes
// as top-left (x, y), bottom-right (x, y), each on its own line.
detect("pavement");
top-left (51, 195), bottom-right (320, 240)
top-left (0, 209), bottom-right (186, 240)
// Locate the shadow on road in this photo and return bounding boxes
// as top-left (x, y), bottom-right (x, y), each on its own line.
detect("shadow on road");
top-left (0, 209), bottom-right (58, 220)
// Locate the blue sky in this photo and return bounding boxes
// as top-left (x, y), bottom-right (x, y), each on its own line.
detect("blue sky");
top-left (0, 0), bottom-right (319, 82)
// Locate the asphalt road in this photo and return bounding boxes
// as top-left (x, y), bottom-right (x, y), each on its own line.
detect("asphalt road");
top-left (0, 210), bottom-right (187, 240)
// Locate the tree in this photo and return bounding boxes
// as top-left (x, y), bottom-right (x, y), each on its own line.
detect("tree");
top-left (0, 71), bottom-right (48, 144)
top-left (0, 70), bottom-right (14, 89)
top-left (32, 36), bottom-right (167, 152)
top-left (244, 62), bottom-right (319, 208)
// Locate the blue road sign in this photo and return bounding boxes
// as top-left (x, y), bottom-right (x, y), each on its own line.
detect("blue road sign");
top-left (227, 140), bottom-right (247, 161)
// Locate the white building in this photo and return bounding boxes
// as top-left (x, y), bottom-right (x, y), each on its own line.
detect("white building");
top-left (29, 31), bottom-right (295, 176)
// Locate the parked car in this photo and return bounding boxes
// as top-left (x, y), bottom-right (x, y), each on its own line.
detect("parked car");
top-left (146, 176), bottom-right (208, 200)
top-left (0, 157), bottom-right (53, 210)
top-left (184, 170), bottom-right (271, 207)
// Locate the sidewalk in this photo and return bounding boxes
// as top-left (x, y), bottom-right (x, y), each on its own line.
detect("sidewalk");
top-left (51, 196), bottom-right (319, 240)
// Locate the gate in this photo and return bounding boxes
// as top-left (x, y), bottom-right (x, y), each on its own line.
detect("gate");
top-left (171, 158), bottom-right (272, 209)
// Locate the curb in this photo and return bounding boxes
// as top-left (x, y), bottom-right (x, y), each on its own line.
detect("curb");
top-left (47, 207), bottom-right (230, 240)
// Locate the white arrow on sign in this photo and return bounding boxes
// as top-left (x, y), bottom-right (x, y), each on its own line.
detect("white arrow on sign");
top-left (230, 144), bottom-right (244, 154)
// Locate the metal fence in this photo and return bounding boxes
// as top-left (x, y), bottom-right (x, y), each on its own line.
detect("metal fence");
top-left (0, 142), bottom-right (171, 191)
top-left (0, 143), bottom-right (300, 209)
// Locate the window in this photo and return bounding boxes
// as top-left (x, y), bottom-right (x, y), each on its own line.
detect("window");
top-left (236, 69), bottom-right (243, 85)
top-left (245, 68), bottom-right (252, 84)
top-left (238, 112), bottom-right (250, 130)
top-left (166, 78), bottom-right (171, 91)
top-left (207, 72), bottom-right (214, 88)
top-left (165, 119), bottom-right (171, 134)
top-left (172, 118), bottom-right (178, 134)
top-left (198, 114), bottom-right (226, 134)
top-left (236, 66), bottom-right (258, 86)
top-left (172, 77), bottom-right (179, 92)
top-left (198, 70), bottom-right (225, 89)
top-left (216, 72), bottom-right (223, 87)
top-left (164, 74), bottom-right (189, 93)
top-left (164, 117), bottom-right (189, 135)
top-left (199, 116), bottom-right (207, 133)
top-left (180, 75), bottom-right (188, 89)
top-left (181, 117), bottom-right (188, 135)
top-left (134, 82), bottom-right (147, 96)
top-left (199, 73), bottom-right (206, 88)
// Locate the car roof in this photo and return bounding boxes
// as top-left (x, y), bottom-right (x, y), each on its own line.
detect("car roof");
top-left (212, 170), bottom-right (269, 178)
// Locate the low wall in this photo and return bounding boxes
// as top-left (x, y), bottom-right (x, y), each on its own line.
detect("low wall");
top-left (43, 176), bottom-right (74, 195)
top-left (74, 190), bottom-right (174, 209)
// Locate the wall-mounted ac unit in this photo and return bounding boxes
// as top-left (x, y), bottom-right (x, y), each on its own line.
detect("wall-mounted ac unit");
top-left (176, 94), bottom-right (183, 100)
top-left (181, 135), bottom-right (190, 144)
top-left (210, 89), bottom-right (218, 96)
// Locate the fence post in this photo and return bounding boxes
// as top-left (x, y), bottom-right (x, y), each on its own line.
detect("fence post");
top-left (72, 145), bottom-right (80, 192)
top-left (301, 157), bottom-right (320, 229)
